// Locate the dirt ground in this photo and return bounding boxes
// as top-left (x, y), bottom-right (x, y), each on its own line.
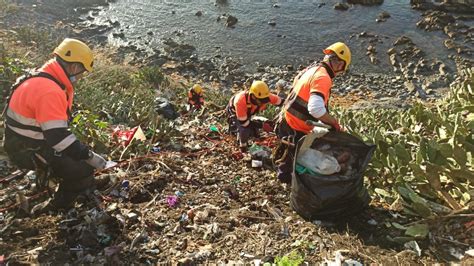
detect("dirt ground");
top-left (1, 115), bottom-right (472, 265)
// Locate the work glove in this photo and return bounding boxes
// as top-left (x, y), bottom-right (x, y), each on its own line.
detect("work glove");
top-left (85, 151), bottom-right (107, 170)
top-left (331, 120), bottom-right (343, 132)
top-left (262, 121), bottom-right (274, 133)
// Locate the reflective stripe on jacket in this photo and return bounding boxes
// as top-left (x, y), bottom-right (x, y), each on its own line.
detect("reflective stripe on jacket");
top-left (5, 60), bottom-right (88, 159)
top-left (284, 63), bottom-right (334, 134)
top-left (228, 91), bottom-right (281, 127)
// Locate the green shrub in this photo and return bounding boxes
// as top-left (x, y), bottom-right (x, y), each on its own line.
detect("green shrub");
top-left (75, 65), bottom-right (160, 125)
top-left (0, 44), bottom-right (32, 112)
top-left (0, 0), bottom-right (19, 17)
top-left (274, 251), bottom-right (305, 266)
top-left (337, 67), bottom-right (473, 217)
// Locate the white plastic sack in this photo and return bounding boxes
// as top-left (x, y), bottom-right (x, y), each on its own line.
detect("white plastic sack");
top-left (297, 148), bottom-right (341, 175)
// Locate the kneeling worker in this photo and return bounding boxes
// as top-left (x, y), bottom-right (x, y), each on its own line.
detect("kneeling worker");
top-left (187, 84), bottom-right (204, 111)
top-left (226, 80), bottom-right (283, 152)
top-left (3, 38), bottom-right (107, 215)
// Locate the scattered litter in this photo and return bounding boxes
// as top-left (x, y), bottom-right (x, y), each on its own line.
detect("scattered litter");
top-left (465, 249), bottom-right (474, 257)
top-left (25, 170), bottom-right (36, 180)
top-left (324, 250), bottom-right (361, 266)
top-left (121, 180), bottom-right (130, 189)
top-left (367, 219), bottom-right (378, 226)
top-left (209, 125), bottom-right (219, 132)
top-left (448, 247), bottom-right (465, 260)
top-left (155, 97), bottom-right (179, 120)
top-left (240, 252), bottom-right (255, 259)
top-left (404, 241), bottom-right (422, 257)
top-left (112, 125), bottom-right (146, 146)
top-left (166, 195), bottom-right (179, 208)
top-left (251, 160), bottom-right (263, 168)
top-left (105, 161), bottom-right (118, 169)
top-left (297, 148), bottom-right (340, 175)
top-left (249, 144), bottom-right (270, 159)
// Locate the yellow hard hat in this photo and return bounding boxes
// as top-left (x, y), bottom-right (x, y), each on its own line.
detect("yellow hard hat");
top-left (193, 84), bottom-right (203, 94)
top-left (54, 38), bottom-right (94, 72)
top-left (323, 42), bottom-right (351, 71)
top-left (249, 80), bottom-right (270, 99)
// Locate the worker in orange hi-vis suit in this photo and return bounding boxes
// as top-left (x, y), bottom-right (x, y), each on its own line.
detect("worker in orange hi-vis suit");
top-left (187, 84), bottom-right (204, 111)
top-left (3, 38), bottom-right (108, 215)
top-left (275, 42), bottom-right (352, 184)
top-left (226, 80), bottom-right (283, 152)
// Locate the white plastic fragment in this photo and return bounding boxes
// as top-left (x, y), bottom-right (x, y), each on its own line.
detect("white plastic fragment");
top-left (404, 241), bottom-right (422, 257)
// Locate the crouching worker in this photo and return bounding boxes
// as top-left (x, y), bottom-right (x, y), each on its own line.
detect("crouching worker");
top-left (275, 42), bottom-right (351, 184)
top-left (3, 38), bottom-right (107, 215)
top-left (187, 84), bottom-right (204, 111)
top-left (226, 80), bottom-right (282, 152)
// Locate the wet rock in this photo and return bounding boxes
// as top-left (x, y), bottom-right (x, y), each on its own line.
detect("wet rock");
top-left (415, 88), bottom-right (428, 100)
top-left (348, 0), bottom-right (383, 5)
top-left (195, 11), bottom-right (203, 17)
top-left (163, 38), bottom-right (196, 59)
top-left (334, 3), bottom-right (349, 11)
top-left (369, 55), bottom-right (378, 64)
top-left (387, 48), bottom-right (396, 55)
top-left (147, 31), bottom-right (153, 36)
top-left (444, 39), bottom-right (456, 50)
top-left (417, 11), bottom-right (455, 31)
top-left (376, 11), bottom-right (391, 22)
top-left (359, 31), bottom-right (376, 38)
top-left (226, 15), bottom-right (238, 27)
top-left (412, 0), bottom-right (474, 13)
top-left (367, 45), bottom-right (376, 53)
top-left (394, 36), bottom-right (413, 46)
top-left (439, 63), bottom-right (448, 76)
top-left (112, 32), bottom-right (125, 39)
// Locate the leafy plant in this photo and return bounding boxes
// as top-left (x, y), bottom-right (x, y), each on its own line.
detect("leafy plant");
top-left (336, 67), bottom-right (473, 219)
top-left (70, 110), bottom-right (110, 153)
top-left (0, 0), bottom-right (19, 17)
top-left (274, 250), bottom-right (305, 266)
top-left (0, 45), bottom-right (31, 111)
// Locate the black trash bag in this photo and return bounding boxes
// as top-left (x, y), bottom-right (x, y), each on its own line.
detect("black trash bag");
top-left (290, 131), bottom-right (376, 221)
top-left (154, 97), bottom-right (179, 120)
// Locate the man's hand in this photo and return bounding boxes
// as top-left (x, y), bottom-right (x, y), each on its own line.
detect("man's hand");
top-left (316, 113), bottom-right (343, 132)
top-left (85, 151), bottom-right (107, 170)
top-left (331, 120), bottom-right (343, 132)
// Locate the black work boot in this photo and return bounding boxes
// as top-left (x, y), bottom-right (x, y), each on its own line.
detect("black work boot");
top-left (30, 189), bottom-right (77, 216)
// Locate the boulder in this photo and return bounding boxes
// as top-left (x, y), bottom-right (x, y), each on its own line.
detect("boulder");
top-left (334, 3), bottom-right (349, 10)
top-left (226, 15), bottom-right (238, 27)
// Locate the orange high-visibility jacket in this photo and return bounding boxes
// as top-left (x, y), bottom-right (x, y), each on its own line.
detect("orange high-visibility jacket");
top-left (5, 59), bottom-right (90, 160)
top-left (229, 91), bottom-right (282, 127)
top-left (187, 89), bottom-right (204, 106)
top-left (284, 64), bottom-right (334, 134)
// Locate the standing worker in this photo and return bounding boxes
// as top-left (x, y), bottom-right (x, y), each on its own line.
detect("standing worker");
top-left (3, 38), bottom-right (107, 215)
top-left (226, 80), bottom-right (283, 152)
top-left (275, 42), bottom-right (351, 184)
top-left (187, 84), bottom-right (204, 111)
